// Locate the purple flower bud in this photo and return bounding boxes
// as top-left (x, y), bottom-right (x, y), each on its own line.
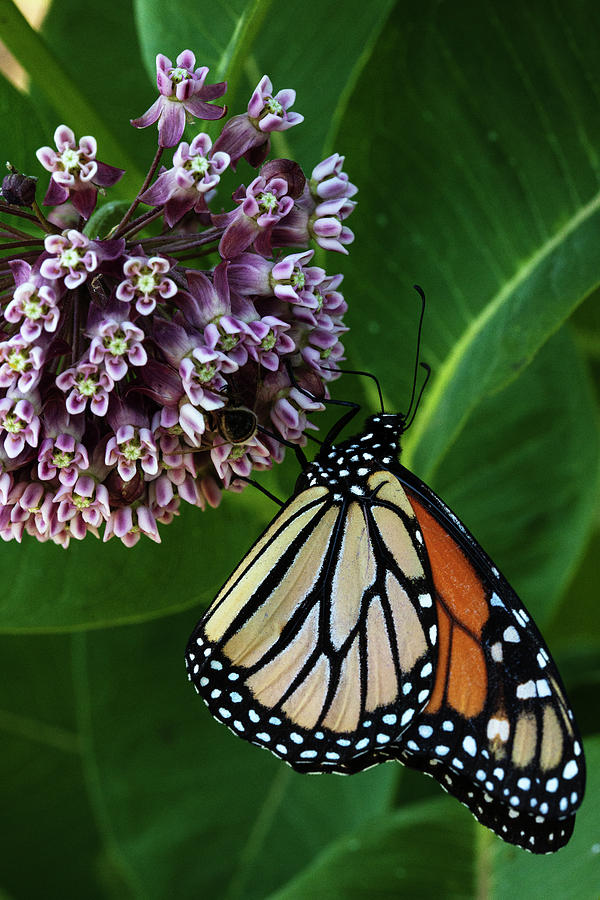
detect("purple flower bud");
top-left (246, 316), bottom-right (294, 371)
top-left (218, 175), bottom-right (295, 259)
top-left (116, 254), bottom-right (177, 315)
top-left (148, 478), bottom-right (181, 524)
top-left (140, 133), bottom-right (230, 227)
top-left (56, 361), bottom-right (114, 416)
top-left (10, 481), bottom-right (55, 537)
top-left (104, 502), bottom-right (160, 546)
top-left (309, 153), bottom-right (357, 202)
top-left (178, 401), bottom-right (207, 447)
top-left (40, 230), bottom-right (125, 289)
top-left (226, 249), bottom-right (321, 306)
top-left (36, 125), bottom-right (124, 220)
top-left (179, 344), bottom-right (238, 409)
top-left (310, 197), bottom-right (355, 254)
top-left (203, 316), bottom-right (252, 366)
top-left (54, 474), bottom-right (110, 539)
top-left (4, 271), bottom-right (61, 341)
top-left (131, 51), bottom-right (227, 148)
top-left (2, 172), bottom-right (37, 207)
top-left (270, 386), bottom-right (324, 443)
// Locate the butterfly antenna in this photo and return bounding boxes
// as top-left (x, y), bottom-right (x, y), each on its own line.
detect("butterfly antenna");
top-left (404, 284), bottom-right (427, 422)
top-left (405, 362), bottom-right (431, 430)
top-left (322, 367), bottom-right (385, 413)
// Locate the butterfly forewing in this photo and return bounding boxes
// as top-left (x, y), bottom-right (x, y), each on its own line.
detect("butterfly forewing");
top-left (390, 467), bottom-right (585, 852)
top-left (186, 456), bottom-right (439, 772)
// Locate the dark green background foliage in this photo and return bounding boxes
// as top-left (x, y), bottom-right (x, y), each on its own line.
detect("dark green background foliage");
top-left (0, 0), bottom-right (598, 896)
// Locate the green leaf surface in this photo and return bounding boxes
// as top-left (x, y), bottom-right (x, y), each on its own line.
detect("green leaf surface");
top-left (338, 0), bottom-right (600, 482)
top-left (430, 325), bottom-right (599, 626)
top-left (267, 737), bottom-right (600, 900)
top-left (0, 71), bottom-right (48, 174)
top-left (0, 634), bottom-right (105, 899)
top-left (491, 736), bottom-right (600, 900)
top-left (84, 201), bottom-right (132, 240)
top-left (0, 488), bottom-right (269, 633)
top-left (134, 0), bottom-right (395, 161)
top-left (0, 0), bottom-right (145, 188)
top-left (268, 797), bottom-right (477, 899)
top-left (73, 611), bottom-right (397, 900)
top-left (134, 0), bottom-right (273, 91)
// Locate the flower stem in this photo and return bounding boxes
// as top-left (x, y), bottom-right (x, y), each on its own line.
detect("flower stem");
top-left (32, 200), bottom-right (59, 233)
top-left (112, 147), bottom-right (163, 238)
top-left (120, 207), bottom-right (165, 240)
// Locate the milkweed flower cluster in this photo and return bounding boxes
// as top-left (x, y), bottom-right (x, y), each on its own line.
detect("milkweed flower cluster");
top-left (0, 50), bottom-right (357, 547)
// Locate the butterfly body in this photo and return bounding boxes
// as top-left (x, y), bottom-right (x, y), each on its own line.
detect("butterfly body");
top-left (186, 412), bottom-right (585, 853)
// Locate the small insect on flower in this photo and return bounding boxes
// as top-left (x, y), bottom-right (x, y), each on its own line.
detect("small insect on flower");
top-left (185, 287), bottom-right (585, 855)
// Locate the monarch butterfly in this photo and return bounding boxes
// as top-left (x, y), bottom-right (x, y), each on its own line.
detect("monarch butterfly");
top-left (185, 290), bottom-right (585, 854)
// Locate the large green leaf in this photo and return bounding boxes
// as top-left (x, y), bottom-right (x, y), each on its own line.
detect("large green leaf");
top-left (267, 737), bottom-right (600, 900)
top-left (269, 798), bottom-right (477, 899)
top-left (0, 488), bottom-right (268, 633)
top-left (431, 325), bottom-right (599, 625)
top-left (134, 0), bottom-right (396, 160)
top-left (339, 0), bottom-right (600, 482)
top-left (0, 633), bottom-right (107, 899)
top-left (71, 611), bottom-right (396, 899)
top-left (0, 0), bottom-right (145, 186)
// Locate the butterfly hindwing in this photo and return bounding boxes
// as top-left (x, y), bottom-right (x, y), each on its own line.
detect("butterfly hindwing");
top-left (186, 465), bottom-right (440, 773)
top-left (390, 465), bottom-right (585, 852)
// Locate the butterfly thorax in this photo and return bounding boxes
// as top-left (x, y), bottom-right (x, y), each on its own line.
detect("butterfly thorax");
top-left (297, 413), bottom-right (406, 498)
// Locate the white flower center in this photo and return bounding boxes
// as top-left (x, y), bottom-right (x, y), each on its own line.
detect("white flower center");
top-left (3, 413), bottom-right (22, 433)
top-left (265, 96), bottom-right (284, 116)
top-left (196, 362), bottom-right (217, 383)
top-left (53, 450), bottom-right (74, 468)
top-left (105, 333), bottom-right (129, 356)
top-left (170, 67), bottom-right (190, 84)
top-left (121, 439), bottom-right (142, 461)
top-left (23, 297), bottom-right (43, 319)
top-left (7, 349), bottom-right (28, 372)
top-left (60, 148), bottom-right (81, 172)
top-left (189, 156), bottom-right (210, 176)
top-left (76, 375), bottom-right (98, 396)
top-left (291, 270), bottom-right (305, 289)
top-left (261, 331), bottom-right (276, 351)
top-left (258, 191), bottom-right (278, 213)
top-left (60, 247), bottom-right (81, 269)
top-left (136, 273), bottom-right (157, 295)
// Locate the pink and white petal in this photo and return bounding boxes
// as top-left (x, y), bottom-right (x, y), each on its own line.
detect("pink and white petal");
top-left (54, 125), bottom-right (76, 150)
top-left (158, 101), bottom-right (186, 148)
top-left (105, 356), bottom-right (129, 380)
top-left (36, 146), bottom-right (58, 170)
top-left (131, 96), bottom-right (164, 128)
top-left (183, 96), bottom-right (225, 120)
top-left (70, 186), bottom-right (98, 220)
top-left (94, 160), bottom-right (125, 187)
top-left (43, 179), bottom-right (70, 207)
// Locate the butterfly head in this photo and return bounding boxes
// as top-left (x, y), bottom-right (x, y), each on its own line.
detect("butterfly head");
top-left (298, 413), bottom-right (406, 497)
